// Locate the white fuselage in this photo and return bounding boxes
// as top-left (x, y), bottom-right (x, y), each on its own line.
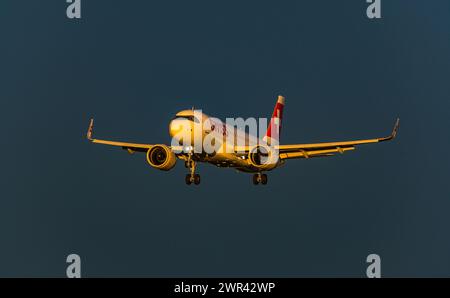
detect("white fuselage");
top-left (168, 111), bottom-right (275, 172)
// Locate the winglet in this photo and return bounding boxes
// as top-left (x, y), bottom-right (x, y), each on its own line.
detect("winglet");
top-left (391, 118), bottom-right (400, 139)
top-left (380, 118), bottom-right (400, 142)
top-left (87, 118), bottom-right (94, 141)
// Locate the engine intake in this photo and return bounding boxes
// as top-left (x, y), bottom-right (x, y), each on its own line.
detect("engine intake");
top-left (248, 145), bottom-right (279, 170)
top-left (146, 145), bottom-right (177, 171)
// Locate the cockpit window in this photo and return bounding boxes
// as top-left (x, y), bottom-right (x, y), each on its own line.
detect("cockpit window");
top-left (173, 115), bottom-right (200, 123)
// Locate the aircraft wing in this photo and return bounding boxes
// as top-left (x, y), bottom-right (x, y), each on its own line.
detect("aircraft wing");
top-left (86, 119), bottom-right (154, 153)
top-left (277, 118), bottom-right (400, 160)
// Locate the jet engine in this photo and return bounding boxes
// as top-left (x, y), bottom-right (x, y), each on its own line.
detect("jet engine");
top-left (146, 145), bottom-right (177, 171)
top-left (247, 145), bottom-right (279, 171)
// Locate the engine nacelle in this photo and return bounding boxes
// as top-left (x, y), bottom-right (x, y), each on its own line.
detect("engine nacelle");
top-left (247, 145), bottom-right (279, 171)
top-left (146, 145), bottom-right (177, 171)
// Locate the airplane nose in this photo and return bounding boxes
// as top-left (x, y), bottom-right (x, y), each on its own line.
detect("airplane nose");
top-left (169, 119), bottom-right (191, 138)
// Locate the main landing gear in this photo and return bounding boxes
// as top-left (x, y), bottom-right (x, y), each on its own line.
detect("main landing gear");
top-left (184, 159), bottom-right (200, 185)
top-left (252, 173), bottom-right (268, 185)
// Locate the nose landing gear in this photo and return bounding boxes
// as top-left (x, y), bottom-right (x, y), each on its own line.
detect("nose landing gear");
top-left (252, 173), bottom-right (268, 185)
top-left (185, 173), bottom-right (200, 185)
top-left (185, 157), bottom-right (200, 185)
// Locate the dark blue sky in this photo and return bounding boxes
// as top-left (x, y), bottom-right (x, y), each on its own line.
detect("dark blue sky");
top-left (1, 0), bottom-right (449, 277)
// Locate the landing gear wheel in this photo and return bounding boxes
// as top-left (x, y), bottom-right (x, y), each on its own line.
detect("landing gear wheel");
top-left (185, 174), bottom-right (192, 185)
top-left (252, 174), bottom-right (259, 185)
top-left (185, 159), bottom-right (200, 186)
top-left (261, 174), bottom-right (268, 185)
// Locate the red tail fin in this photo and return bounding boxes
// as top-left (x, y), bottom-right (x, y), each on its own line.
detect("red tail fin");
top-left (264, 95), bottom-right (285, 145)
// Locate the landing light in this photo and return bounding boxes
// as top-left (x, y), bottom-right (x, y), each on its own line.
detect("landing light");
top-left (184, 145), bottom-right (194, 153)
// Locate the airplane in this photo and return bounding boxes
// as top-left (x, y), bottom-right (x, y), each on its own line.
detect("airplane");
top-left (86, 95), bottom-right (399, 185)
